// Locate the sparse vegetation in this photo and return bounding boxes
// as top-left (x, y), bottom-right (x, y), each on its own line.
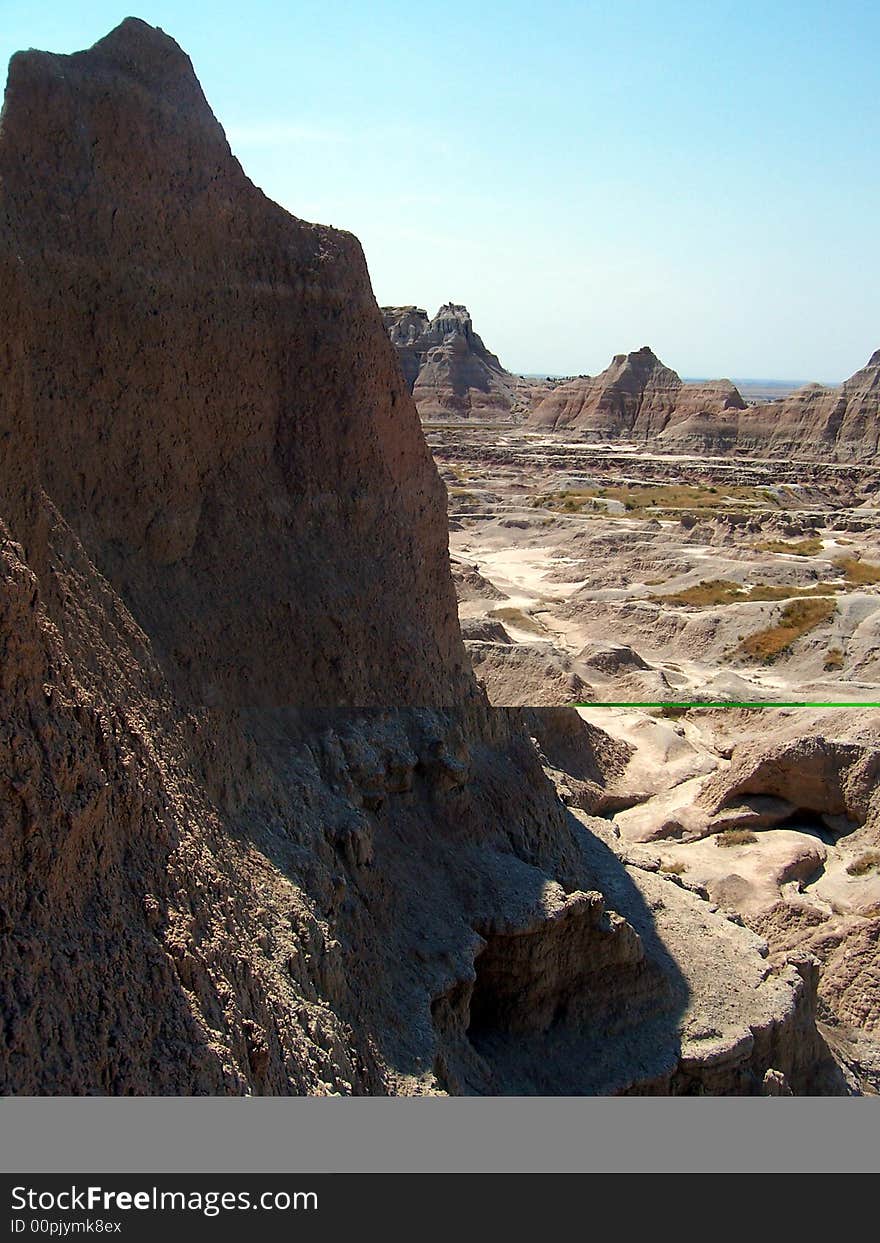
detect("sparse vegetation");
top-left (846, 850), bottom-right (880, 877)
top-left (656, 579), bottom-right (741, 606)
top-left (755, 537), bottom-right (824, 556)
top-left (745, 584), bottom-right (838, 601)
top-left (716, 829), bottom-right (758, 847)
top-left (658, 705), bottom-right (690, 719)
top-left (737, 597), bottom-right (836, 663)
top-left (834, 556), bottom-right (880, 586)
top-left (660, 859), bottom-right (687, 875)
top-left (532, 482), bottom-right (782, 520)
top-left (653, 579), bottom-right (842, 608)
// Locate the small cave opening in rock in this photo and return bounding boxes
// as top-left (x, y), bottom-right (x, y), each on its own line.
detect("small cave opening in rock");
top-left (776, 807), bottom-right (855, 844)
top-left (466, 933), bottom-right (550, 1041)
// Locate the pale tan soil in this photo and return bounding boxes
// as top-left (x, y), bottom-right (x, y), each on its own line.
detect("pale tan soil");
top-left (434, 426), bottom-right (880, 704)
top-left (431, 425), bottom-right (880, 1091)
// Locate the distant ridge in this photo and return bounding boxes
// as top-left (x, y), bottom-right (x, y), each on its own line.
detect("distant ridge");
top-left (527, 346), bottom-right (746, 440)
top-left (526, 345), bottom-right (880, 459)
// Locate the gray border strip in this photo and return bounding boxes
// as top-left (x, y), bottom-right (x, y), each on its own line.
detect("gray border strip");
top-left (1, 1099), bottom-right (878, 1174)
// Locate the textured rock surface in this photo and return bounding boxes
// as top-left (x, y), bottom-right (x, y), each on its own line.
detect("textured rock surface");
top-left (607, 708), bottom-right (880, 1091)
top-left (3, 515), bottom-right (839, 1094)
top-left (734, 350), bottom-right (880, 461)
top-left (528, 344), bottom-right (880, 460)
top-left (527, 346), bottom-right (747, 438)
top-left (0, 20), bottom-right (468, 709)
top-left (382, 303), bottom-right (527, 420)
top-left (0, 19), bottom-right (851, 1096)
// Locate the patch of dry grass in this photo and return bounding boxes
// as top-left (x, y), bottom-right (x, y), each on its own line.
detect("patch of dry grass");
top-left (745, 584), bottom-right (837, 601)
top-left (655, 579), bottom-right (741, 606)
top-left (653, 580), bottom-right (842, 608)
top-left (660, 859), bottom-right (687, 875)
top-left (737, 597), bottom-right (836, 663)
top-left (755, 537), bottom-right (823, 556)
top-left (533, 483), bottom-right (780, 519)
top-left (834, 556), bottom-right (880, 586)
top-left (715, 829), bottom-right (758, 847)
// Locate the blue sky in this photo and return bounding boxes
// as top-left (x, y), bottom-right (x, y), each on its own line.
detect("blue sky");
top-left (2, 1), bottom-right (878, 380)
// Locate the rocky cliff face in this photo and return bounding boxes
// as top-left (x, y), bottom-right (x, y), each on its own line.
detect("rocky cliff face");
top-left (0, 19), bottom-right (848, 1095)
top-left (529, 345), bottom-right (880, 461)
top-left (734, 350), bottom-right (880, 461)
top-left (528, 346), bottom-right (747, 439)
top-left (382, 303), bottom-right (527, 419)
top-left (381, 305), bottom-right (431, 390)
top-left (0, 20), bottom-right (469, 709)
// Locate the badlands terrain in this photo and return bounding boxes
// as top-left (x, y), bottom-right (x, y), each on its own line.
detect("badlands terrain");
top-left (0, 18), bottom-right (877, 1097)
top-left (406, 337), bottom-right (880, 1090)
top-left (436, 423), bottom-right (880, 706)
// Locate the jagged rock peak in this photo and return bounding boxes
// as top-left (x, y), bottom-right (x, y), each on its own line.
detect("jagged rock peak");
top-left (611, 345), bottom-right (663, 366)
top-left (79, 16), bottom-right (192, 75)
top-left (731, 347), bottom-right (880, 460)
top-left (5, 17), bottom-right (215, 123)
top-left (432, 304), bottom-right (474, 334)
top-left (381, 302), bottom-right (529, 419)
top-left (849, 348), bottom-right (880, 384)
top-left (0, 14), bottom-right (468, 706)
top-left (528, 346), bottom-right (745, 437)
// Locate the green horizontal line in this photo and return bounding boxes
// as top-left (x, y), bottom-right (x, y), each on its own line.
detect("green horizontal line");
top-left (574, 701), bottom-right (880, 709)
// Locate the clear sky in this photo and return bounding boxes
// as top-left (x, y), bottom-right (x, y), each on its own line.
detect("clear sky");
top-left (2, 1), bottom-right (878, 380)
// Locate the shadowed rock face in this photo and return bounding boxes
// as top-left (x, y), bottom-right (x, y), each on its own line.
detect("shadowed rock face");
top-left (382, 306), bottom-right (432, 390)
top-left (0, 18), bottom-right (469, 708)
top-left (382, 303), bottom-right (521, 419)
top-left (527, 346), bottom-right (747, 438)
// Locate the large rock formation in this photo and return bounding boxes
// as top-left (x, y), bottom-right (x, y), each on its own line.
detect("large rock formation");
top-left (529, 344), bottom-right (880, 461)
top-left (0, 19), bottom-right (469, 709)
top-left (528, 346), bottom-right (747, 439)
top-left (382, 303), bottom-right (527, 420)
top-left (0, 19), bottom-right (849, 1096)
top-left (734, 350), bottom-right (880, 461)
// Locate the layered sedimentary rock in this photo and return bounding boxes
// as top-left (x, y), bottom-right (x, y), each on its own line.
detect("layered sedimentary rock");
top-left (734, 350), bottom-right (880, 461)
top-left (382, 305), bottom-right (432, 391)
top-left (529, 344), bottom-right (880, 461)
top-left (0, 19), bottom-right (849, 1096)
top-left (528, 346), bottom-right (747, 439)
top-left (382, 303), bottom-right (526, 419)
top-left (0, 20), bottom-right (469, 709)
